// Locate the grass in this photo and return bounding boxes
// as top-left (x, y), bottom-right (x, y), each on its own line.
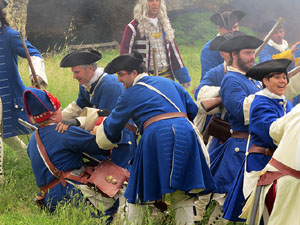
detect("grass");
top-left (1, 9), bottom-right (252, 223)
top-left (1, 45), bottom-right (245, 224)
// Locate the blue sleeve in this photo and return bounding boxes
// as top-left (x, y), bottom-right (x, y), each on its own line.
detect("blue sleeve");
top-left (200, 40), bottom-right (223, 81)
top-left (220, 76), bottom-right (247, 123)
top-left (250, 98), bottom-right (281, 148)
top-left (104, 93), bottom-right (133, 143)
top-left (195, 64), bottom-right (224, 100)
top-left (63, 127), bottom-right (109, 155)
top-left (173, 67), bottom-right (191, 84)
top-left (258, 45), bottom-right (275, 63)
top-left (9, 28), bottom-right (41, 58)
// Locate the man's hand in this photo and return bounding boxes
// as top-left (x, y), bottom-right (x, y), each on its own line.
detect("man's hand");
top-left (181, 82), bottom-right (191, 90)
top-left (98, 109), bottom-right (111, 117)
top-left (31, 75), bottom-right (41, 88)
top-left (56, 119), bottom-right (80, 133)
top-left (90, 125), bottom-right (99, 135)
top-left (290, 42), bottom-right (300, 53)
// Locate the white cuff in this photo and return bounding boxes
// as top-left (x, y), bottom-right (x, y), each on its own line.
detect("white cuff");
top-left (77, 107), bottom-right (100, 131)
top-left (243, 94), bottom-right (255, 125)
top-left (285, 72), bottom-right (300, 99)
top-left (197, 86), bottom-right (221, 115)
top-left (96, 122), bottom-right (117, 150)
top-left (62, 101), bottom-right (83, 120)
top-left (29, 56), bottom-right (48, 87)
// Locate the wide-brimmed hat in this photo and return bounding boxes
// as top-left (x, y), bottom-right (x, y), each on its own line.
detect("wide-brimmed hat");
top-left (246, 58), bottom-right (292, 81)
top-left (257, 20), bottom-right (284, 33)
top-left (217, 35), bottom-right (263, 53)
top-left (209, 30), bottom-right (246, 50)
top-left (60, 50), bottom-right (102, 67)
top-left (104, 51), bottom-right (144, 74)
top-left (210, 9), bottom-right (245, 30)
top-left (24, 87), bottom-right (61, 123)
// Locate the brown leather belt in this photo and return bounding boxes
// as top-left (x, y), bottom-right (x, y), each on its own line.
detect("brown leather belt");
top-left (125, 123), bottom-right (138, 135)
top-left (248, 144), bottom-right (275, 157)
top-left (258, 158), bottom-right (300, 186)
top-left (143, 112), bottom-right (188, 132)
top-left (231, 131), bottom-right (249, 139)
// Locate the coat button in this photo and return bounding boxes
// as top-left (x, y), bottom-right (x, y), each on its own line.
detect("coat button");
top-left (15, 105), bottom-right (18, 109)
top-left (235, 147), bottom-right (239, 152)
top-left (128, 141), bottom-right (132, 145)
top-left (21, 108), bottom-right (24, 111)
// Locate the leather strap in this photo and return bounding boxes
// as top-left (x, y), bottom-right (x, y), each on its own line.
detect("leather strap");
top-left (143, 112), bottom-right (188, 132)
top-left (231, 131), bottom-right (249, 139)
top-left (35, 131), bottom-right (66, 187)
top-left (125, 123), bottom-right (138, 135)
top-left (248, 144), bottom-right (275, 157)
top-left (257, 158), bottom-right (300, 186)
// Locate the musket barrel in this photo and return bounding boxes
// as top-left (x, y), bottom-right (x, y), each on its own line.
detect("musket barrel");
top-left (255, 17), bottom-right (285, 57)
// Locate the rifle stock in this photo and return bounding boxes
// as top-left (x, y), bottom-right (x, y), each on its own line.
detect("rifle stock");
top-left (288, 66), bottom-right (300, 78)
top-left (200, 96), bottom-right (222, 112)
top-left (152, 48), bottom-right (158, 76)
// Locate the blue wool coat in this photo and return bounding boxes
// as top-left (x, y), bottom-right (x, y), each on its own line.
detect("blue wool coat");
top-left (27, 125), bottom-right (109, 212)
top-left (210, 71), bottom-right (261, 194)
top-left (76, 74), bottom-right (136, 169)
top-left (0, 26), bottom-right (42, 138)
top-left (195, 63), bottom-right (225, 100)
top-left (223, 94), bottom-right (293, 221)
top-left (200, 39), bottom-right (224, 83)
top-left (103, 75), bottom-right (215, 203)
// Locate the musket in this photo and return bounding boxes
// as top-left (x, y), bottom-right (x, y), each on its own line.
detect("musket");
top-left (18, 118), bottom-right (37, 131)
top-left (152, 48), bottom-right (159, 76)
top-left (19, 32), bottom-right (41, 89)
top-left (288, 65), bottom-right (300, 78)
top-left (200, 96), bottom-right (222, 112)
top-left (249, 185), bottom-right (263, 225)
top-left (255, 17), bottom-right (285, 57)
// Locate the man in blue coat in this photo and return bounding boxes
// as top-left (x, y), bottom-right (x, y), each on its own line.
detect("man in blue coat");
top-left (193, 31), bottom-right (245, 224)
top-left (0, 2), bottom-right (48, 178)
top-left (58, 50), bottom-right (136, 170)
top-left (96, 51), bottom-right (215, 224)
top-left (24, 87), bottom-right (118, 216)
top-left (199, 9), bottom-right (245, 83)
top-left (207, 35), bottom-right (263, 224)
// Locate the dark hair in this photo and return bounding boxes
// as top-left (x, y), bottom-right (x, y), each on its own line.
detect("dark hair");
top-left (0, 9), bottom-right (9, 32)
top-left (127, 61), bottom-right (146, 74)
top-left (262, 72), bottom-right (288, 88)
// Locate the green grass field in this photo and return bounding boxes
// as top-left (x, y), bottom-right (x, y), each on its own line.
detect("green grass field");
top-left (0, 46), bottom-right (246, 225)
top-left (0, 10), bottom-right (253, 223)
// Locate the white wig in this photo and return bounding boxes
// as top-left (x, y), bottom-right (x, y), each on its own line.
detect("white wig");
top-left (133, 0), bottom-right (175, 41)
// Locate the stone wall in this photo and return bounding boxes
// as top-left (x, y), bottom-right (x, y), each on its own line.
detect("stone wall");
top-left (4, 0), bottom-right (29, 36)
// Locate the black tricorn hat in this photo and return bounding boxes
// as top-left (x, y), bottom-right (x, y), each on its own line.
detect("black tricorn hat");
top-left (0, 0), bottom-right (8, 9)
top-left (104, 51), bottom-right (144, 74)
top-left (257, 20), bottom-right (284, 33)
top-left (60, 50), bottom-right (102, 67)
top-left (210, 9), bottom-right (245, 30)
top-left (217, 35), bottom-right (263, 53)
top-left (209, 30), bottom-right (246, 50)
top-left (246, 59), bottom-right (292, 81)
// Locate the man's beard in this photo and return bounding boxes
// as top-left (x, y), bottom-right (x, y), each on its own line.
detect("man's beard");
top-left (236, 55), bottom-right (254, 72)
